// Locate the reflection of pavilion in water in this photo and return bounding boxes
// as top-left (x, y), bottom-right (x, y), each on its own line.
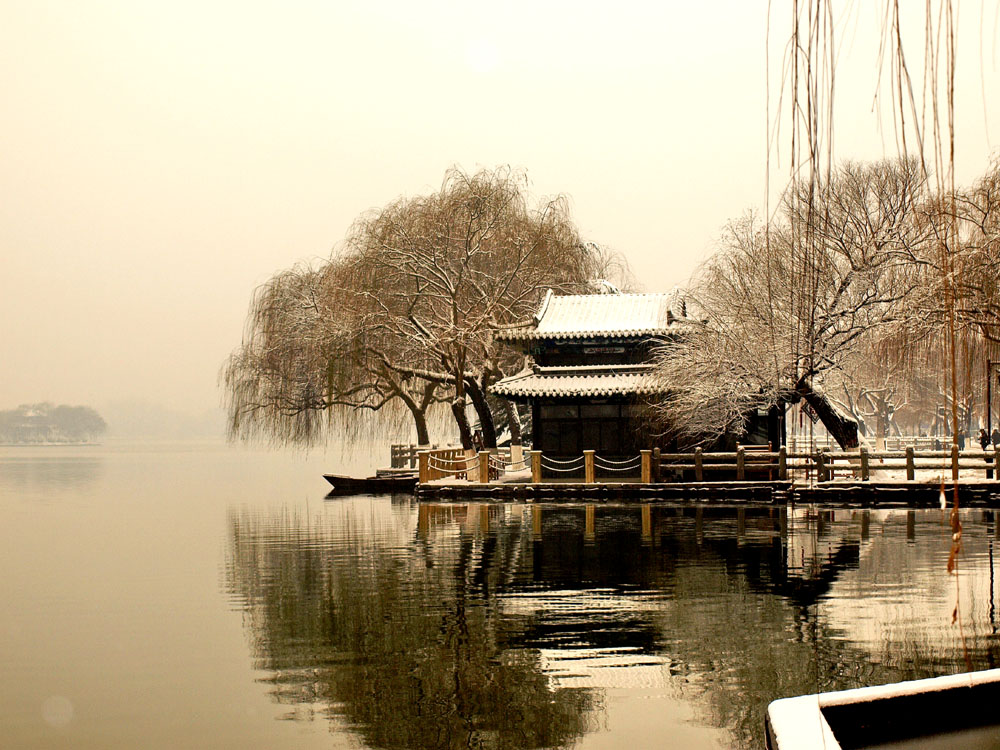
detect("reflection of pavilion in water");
top-left (226, 500), bottom-right (996, 750)
top-left (415, 503), bottom-right (866, 681)
top-left (417, 502), bottom-right (864, 610)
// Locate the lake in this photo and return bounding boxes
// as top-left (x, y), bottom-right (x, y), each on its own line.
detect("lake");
top-left (2, 441), bottom-right (999, 749)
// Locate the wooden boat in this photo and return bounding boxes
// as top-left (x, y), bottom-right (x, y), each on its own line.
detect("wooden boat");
top-left (323, 472), bottom-right (417, 495)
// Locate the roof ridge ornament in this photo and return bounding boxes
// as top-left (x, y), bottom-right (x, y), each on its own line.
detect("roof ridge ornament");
top-left (533, 288), bottom-right (554, 324)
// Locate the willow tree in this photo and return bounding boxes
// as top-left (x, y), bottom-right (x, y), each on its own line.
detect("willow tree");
top-left (952, 159), bottom-right (1000, 346)
top-left (223, 167), bottom-right (621, 449)
top-left (222, 261), bottom-right (444, 446)
top-left (337, 166), bottom-right (619, 450)
top-left (650, 159), bottom-right (932, 449)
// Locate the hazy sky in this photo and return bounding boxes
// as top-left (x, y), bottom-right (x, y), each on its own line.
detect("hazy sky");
top-left (2, 1), bottom-right (999, 416)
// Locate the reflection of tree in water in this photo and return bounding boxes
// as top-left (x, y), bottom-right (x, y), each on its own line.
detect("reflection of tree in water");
top-left (487, 505), bottom-right (997, 750)
top-left (226, 503), bottom-right (1000, 750)
top-left (225, 505), bottom-right (596, 750)
top-left (631, 508), bottom-right (1000, 750)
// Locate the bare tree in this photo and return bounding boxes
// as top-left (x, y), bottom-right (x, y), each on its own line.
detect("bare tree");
top-left (650, 159), bottom-right (931, 449)
top-left (223, 167), bottom-right (622, 449)
top-left (951, 159), bottom-right (1000, 345)
top-left (222, 262), bottom-right (445, 446)
top-left (338, 166), bottom-right (618, 450)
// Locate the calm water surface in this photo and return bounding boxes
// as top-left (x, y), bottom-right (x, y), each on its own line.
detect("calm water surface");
top-left (3, 441), bottom-right (1000, 749)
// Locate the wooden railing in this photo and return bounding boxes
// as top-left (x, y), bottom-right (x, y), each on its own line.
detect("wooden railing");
top-left (419, 448), bottom-right (472, 482)
top-left (818, 446), bottom-right (998, 481)
top-left (787, 435), bottom-right (971, 453)
top-left (391, 443), bottom-right (437, 469)
top-left (659, 446), bottom-right (783, 481)
top-left (419, 447), bottom-right (521, 483)
top-left (660, 445), bottom-right (999, 483)
top-left (416, 444), bottom-right (1000, 484)
top-left (395, 443), bottom-right (511, 469)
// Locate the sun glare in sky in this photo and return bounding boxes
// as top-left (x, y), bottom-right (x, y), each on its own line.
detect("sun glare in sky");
top-left (464, 37), bottom-right (500, 73)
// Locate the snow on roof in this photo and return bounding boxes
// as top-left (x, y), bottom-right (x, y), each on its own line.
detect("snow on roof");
top-left (497, 291), bottom-right (680, 341)
top-left (490, 364), bottom-right (663, 400)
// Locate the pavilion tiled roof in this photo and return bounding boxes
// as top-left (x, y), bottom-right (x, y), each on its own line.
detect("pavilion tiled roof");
top-left (490, 364), bottom-right (664, 400)
top-left (496, 290), bottom-right (680, 342)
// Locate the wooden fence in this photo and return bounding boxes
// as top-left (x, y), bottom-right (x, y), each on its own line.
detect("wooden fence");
top-left (787, 435), bottom-right (971, 453)
top-left (664, 445), bottom-right (999, 482)
top-left (416, 445), bottom-right (1000, 484)
top-left (391, 444), bottom-right (436, 469)
top-left (394, 443), bottom-right (512, 469)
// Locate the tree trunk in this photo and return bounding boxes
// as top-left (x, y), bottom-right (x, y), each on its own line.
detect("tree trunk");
top-left (414, 380), bottom-right (437, 446)
top-left (502, 400), bottom-right (522, 446)
top-left (465, 377), bottom-right (497, 450)
top-left (796, 381), bottom-right (859, 450)
top-left (451, 398), bottom-right (474, 451)
top-left (396, 382), bottom-right (434, 447)
top-left (412, 408), bottom-right (430, 447)
top-left (449, 361), bottom-right (475, 452)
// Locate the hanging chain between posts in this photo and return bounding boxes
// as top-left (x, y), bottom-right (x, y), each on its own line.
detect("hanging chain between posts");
top-left (541, 456), bottom-right (585, 473)
top-left (503, 459), bottom-right (529, 471)
top-left (593, 453), bottom-right (642, 472)
top-left (542, 455), bottom-right (587, 465)
top-left (429, 454), bottom-right (474, 466)
top-left (595, 465), bottom-right (641, 473)
top-left (594, 454), bottom-right (642, 466)
top-left (428, 456), bottom-right (479, 474)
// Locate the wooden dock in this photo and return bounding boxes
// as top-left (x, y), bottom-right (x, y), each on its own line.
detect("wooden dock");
top-left (408, 445), bottom-right (1000, 505)
top-left (415, 478), bottom-right (1000, 506)
top-left (416, 480), bottom-right (787, 503)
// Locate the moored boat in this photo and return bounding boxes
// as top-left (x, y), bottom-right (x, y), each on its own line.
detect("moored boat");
top-left (323, 472), bottom-right (417, 495)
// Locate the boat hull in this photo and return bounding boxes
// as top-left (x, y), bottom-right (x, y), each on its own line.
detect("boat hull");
top-left (323, 473), bottom-right (417, 494)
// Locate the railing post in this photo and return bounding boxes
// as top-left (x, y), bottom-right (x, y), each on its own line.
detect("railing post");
top-left (584, 450), bottom-right (596, 484)
top-left (530, 450), bottom-right (542, 483)
top-left (478, 451), bottom-right (490, 484)
top-left (694, 447), bottom-right (703, 482)
top-left (737, 446), bottom-right (745, 481)
top-left (640, 450), bottom-right (652, 483)
top-left (905, 446), bottom-right (915, 481)
top-left (417, 504), bottom-right (430, 538)
top-left (652, 447), bottom-right (661, 483)
top-left (816, 451), bottom-right (827, 482)
top-left (778, 445), bottom-right (787, 480)
top-left (860, 446), bottom-right (869, 481)
top-left (418, 450), bottom-right (430, 484)
top-left (952, 443), bottom-right (960, 481)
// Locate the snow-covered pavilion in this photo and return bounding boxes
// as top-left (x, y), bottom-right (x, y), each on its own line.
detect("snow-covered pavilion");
top-left (491, 289), bottom-right (686, 458)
